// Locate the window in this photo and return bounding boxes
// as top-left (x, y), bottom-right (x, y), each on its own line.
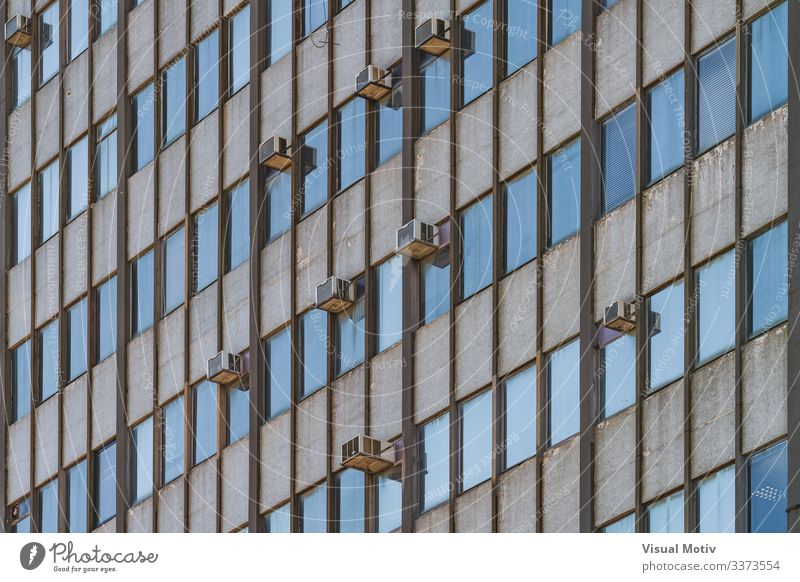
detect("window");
top-left (697, 464), bottom-right (735, 533)
top-left (301, 485), bottom-right (327, 533)
top-left (193, 381), bottom-right (218, 466)
top-left (39, 160), bottom-right (60, 245)
top-left (133, 84), bottom-right (155, 171)
top-left (132, 250), bottom-right (155, 336)
top-left (38, 478), bottom-right (59, 533)
top-left (647, 280), bottom-right (684, 392)
top-left (602, 513), bottom-right (635, 533)
top-left (506, 0), bottom-right (537, 74)
top-left (301, 310), bottom-right (327, 398)
top-left (601, 102), bottom-right (636, 214)
top-left (422, 247), bottom-right (450, 324)
top-left (97, 277), bottom-right (117, 362)
top-left (696, 36), bottom-right (736, 153)
top-left (67, 137), bottom-right (89, 220)
top-left (227, 386), bottom-right (249, 445)
top-left (39, 2), bottom-right (60, 86)
top-left (67, 460), bottom-right (88, 532)
top-left (549, 0), bottom-right (580, 47)
top-left (229, 4), bottom-right (250, 94)
top-left (646, 69), bottom-right (685, 185)
top-left (162, 397), bottom-right (184, 485)
top-left (504, 365), bottom-right (536, 469)
top-left (269, 0), bottom-right (292, 64)
top-left (12, 341), bottom-right (31, 423)
top-left (747, 221), bottom-right (788, 338)
top-left (376, 65), bottom-right (403, 166)
top-left (461, 195), bottom-right (493, 299)
top-left (267, 170), bottom-right (291, 241)
top-left (602, 0), bottom-right (621, 8)
top-left (267, 327), bottom-right (292, 418)
top-left (602, 333), bottom-right (635, 417)
top-left (461, 391), bottom-right (492, 491)
top-left (131, 417), bottom-right (153, 504)
top-left (505, 169), bottom-right (537, 272)
top-left (749, 440), bottom-right (787, 532)
top-left (303, 0), bottom-right (327, 37)
top-left (377, 466), bottom-right (402, 532)
top-left (69, 0), bottom-right (89, 60)
top-left (267, 502), bottom-right (292, 532)
top-left (163, 227), bottom-right (184, 315)
top-left (336, 277), bottom-right (365, 377)
top-left (548, 339), bottom-right (579, 445)
top-left (96, 114), bottom-right (118, 199)
top-left (94, 441), bottom-right (116, 526)
top-left (193, 203), bottom-right (219, 293)
top-left (67, 299), bottom-right (88, 382)
top-left (697, 250), bottom-right (735, 365)
top-left (9, 498), bottom-right (31, 533)
top-left (99, 0), bottom-right (118, 35)
top-left (40, 320), bottom-right (60, 402)
top-left (647, 491), bottom-right (684, 533)
top-left (301, 120), bottom-right (328, 215)
top-left (11, 184), bottom-right (31, 265)
top-left (548, 139), bottom-right (580, 247)
top-left (162, 57), bottom-right (187, 146)
top-left (337, 99), bottom-right (366, 191)
top-left (421, 414), bottom-right (449, 512)
top-left (376, 256), bottom-right (403, 352)
top-left (11, 46), bottom-right (31, 108)
top-left (749, 1), bottom-right (788, 123)
top-left (195, 31), bottom-right (219, 122)
top-left (337, 469), bottom-right (365, 533)
top-left (225, 180), bottom-right (250, 271)
top-left (420, 54), bottom-right (450, 134)
top-left (461, 0), bottom-right (494, 105)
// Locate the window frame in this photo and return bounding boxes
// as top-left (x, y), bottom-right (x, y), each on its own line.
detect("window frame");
top-left (161, 56), bottom-right (187, 148)
top-left (194, 29), bottom-right (221, 124)
top-left (131, 248), bottom-right (155, 337)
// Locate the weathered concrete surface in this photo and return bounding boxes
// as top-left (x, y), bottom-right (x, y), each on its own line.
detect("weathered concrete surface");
top-left (542, 435), bottom-right (580, 532)
top-left (742, 106), bottom-right (787, 237)
top-left (498, 60), bottom-right (537, 180)
top-left (455, 481), bottom-right (492, 533)
top-left (595, 0), bottom-right (636, 118)
top-left (690, 352), bottom-right (735, 478)
top-left (642, 380), bottom-right (684, 501)
top-left (497, 457), bottom-right (537, 533)
top-left (543, 234), bottom-right (580, 351)
top-left (691, 137), bottom-right (735, 265)
top-left (415, 313), bottom-right (451, 422)
top-left (370, 345), bottom-right (403, 441)
top-left (455, 288), bottom-right (493, 399)
top-left (642, 169), bottom-right (685, 294)
top-left (594, 407), bottom-right (636, 526)
top-left (594, 199), bottom-right (636, 317)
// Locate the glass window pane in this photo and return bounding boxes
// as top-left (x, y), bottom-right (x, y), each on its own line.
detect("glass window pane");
top-left (268, 327), bottom-right (292, 417)
top-left (750, 2), bottom-right (788, 123)
top-left (337, 99), bottom-right (366, 191)
top-left (163, 57), bottom-right (187, 145)
top-left (227, 386), bottom-right (249, 445)
top-left (549, 139), bottom-right (580, 246)
top-left (95, 441), bottom-right (116, 526)
top-left (267, 170), bottom-right (292, 241)
top-left (164, 227), bottom-right (185, 315)
top-left (301, 485), bottom-right (327, 532)
top-left (647, 280), bottom-right (684, 391)
top-left (462, 1), bottom-right (494, 105)
top-left (749, 440), bottom-right (787, 532)
top-left (68, 137), bottom-right (89, 219)
top-left (194, 203), bottom-right (219, 293)
top-left (602, 513), bottom-right (635, 533)
top-left (505, 169), bottom-right (537, 272)
top-left (12, 184), bottom-right (31, 265)
top-left (748, 222), bottom-right (788, 337)
top-left (99, 0), bottom-right (118, 35)
top-left (603, 333), bottom-right (635, 417)
top-left (97, 277), bottom-right (117, 362)
top-left (39, 3), bottom-right (60, 85)
top-left (132, 250), bottom-right (155, 335)
top-left (39, 478), bottom-right (59, 533)
top-left (302, 121), bottom-right (328, 215)
top-left (132, 417), bottom-right (154, 504)
top-left (338, 469), bottom-right (365, 533)
top-left (193, 381), bottom-right (218, 465)
top-left (422, 248), bottom-right (450, 324)
top-left (163, 397), bottom-right (185, 484)
top-left (12, 341), bottom-right (32, 422)
top-left (303, 0), bottom-right (327, 36)
top-left (12, 46), bottom-right (32, 108)
top-left (230, 5), bottom-right (250, 94)
top-left (267, 502), bottom-right (292, 532)
top-left (336, 280), bottom-right (366, 377)
top-left (70, 0), bottom-right (89, 59)
top-left (504, 365), bottom-right (536, 469)
top-left (97, 114), bottom-right (118, 199)
top-left (549, 339), bottom-right (579, 444)
top-left (697, 251), bottom-right (735, 364)
top-left (461, 391), bottom-right (492, 490)
top-left (602, 103), bottom-right (636, 214)
top-left (647, 70), bottom-right (685, 185)
top-left (377, 256), bottom-right (403, 352)
top-left (226, 180), bottom-right (250, 271)
top-left (67, 460), bottom-right (88, 532)
top-left (507, 0), bottom-right (537, 74)
top-left (697, 464), bottom-right (735, 533)
top-left (647, 490), bottom-right (684, 533)
top-left (134, 84), bottom-right (155, 171)
top-left (68, 299), bottom-right (88, 381)
top-left (40, 320), bottom-right (60, 401)
top-left (196, 31), bottom-right (219, 121)
top-left (377, 467), bottom-right (402, 532)
top-left (269, 0), bottom-right (292, 64)
top-left (550, 0), bottom-right (580, 46)
top-left (462, 196), bottom-right (493, 299)
top-left (422, 413), bottom-right (450, 512)
top-left (39, 161), bottom-right (60, 244)
top-left (302, 310), bottom-right (327, 398)
top-left (421, 54), bottom-right (450, 134)
top-left (377, 69), bottom-right (403, 166)
top-left (697, 36), bottom-right (736, 153)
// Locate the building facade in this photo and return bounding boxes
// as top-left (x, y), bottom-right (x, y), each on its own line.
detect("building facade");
top-left (1, 0), bottom-right (798, 534)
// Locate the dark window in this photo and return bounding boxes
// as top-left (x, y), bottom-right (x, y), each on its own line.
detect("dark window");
top-left (67, 460), bottom-right (88, 532)
top-left (133, 84), bottom-right (155, 171)
top-left (193, 203), bottom-right (219, 293)
top-left (162, 396), bottom-right (184, 484)
top-left (94, 441), bottom-right (116, 527)
top-left (162, 57), bottom-right (187, 146)
top-left (163, 227), bottom-right (185, 315)
top-left (301, 120), bottom-right (329, 215)
top-left (301, 485), bottom-right (326, 532)
top-left (421, 413), bottom-right (449, 512)
top-left (267, 170), bottom-right (292, 241)
top-left (461, 0), bottom-right (494, 105)
top-left (602, 333), bottom-right (635, 417)
top-left (97, 276), bottom-right (117, 363)
top-left (461, 195), bottom-right (493, 299)
top-left (697, 464), bottom-right (735, 533)
top-left (421, 54), bottom-right (450, 134)
top-left (647, 280), bottom-right (684, 392)
top-left (38, 478), bottom-right (59, 533)
top-left (12, 341), bottom-right (31, 423)
top-left (225, 180), bottom-right (250, 272)
top-left (504, 169), bottom-right (537, 272)
top-left (227, 385), bottom-right (249, 445)
top-left (506, 0), bottom-right (538, 75)
top-left (601, 102), bottom-right (636, 214)
top-left (69, 0), bottom-right (89, 60)
top-left (337, 99), bottom-right (366, 191)
top-left (376, 65), bottom-right (403, 166)
top-left (196, 31), bottom-right (220, 122)
top-left (303, 0), bottom-right (327, 37)
top-left (266, 502), bottom-right (292, 532)
top-left (748, 440), bottom-right (787, 532)
top-left (696, 36), bottom-right (736, 153)
top-left (548, 138), bottom-right (580, 247)
top-left (549, 0), bottom-right (580, 47)
top-left (336, 277), bottom-right (365, 377)
top-left (67, 299), bottom-right (88, 382)
top-left (132, 250), bottom-right (155, 336)
top-left (504, 364), bottom-right (536, 469)
top-left (39, 320), bottom-right (59, 402)
top-left (39, 2), bottom-right (60, 86)
top-left (96, 114), bottom-right (118, 200)
top-left (39, 160), bottom-right (60, 245)
top-left (131, 416), bottom-right (153, 504)
top-left (229, 4), bottom-right (250, 94)
top-left (377, 466), bottom-right (402, 532)
top-left (269, 0), bottom-right (292, 64)
top-left (747, 221), bottom-right (788, 338)
top-left (301, 309), bottom-right (327, 398)
top-left (376, 256), bottom-right (403, 352)
top-left (193, 381), bottom-right (218, 466)
top-left (11, 183), bottom-right (31, 265)
top-left (422, 247), bottom-right (450, 324)
top-left (646, 69), bottom-right (685, 185)
top-left (267, 327), bottom-right (292, 418)
top-left (67, 137), bottom-right (89, 221)
top-left (646, 490), bottom-right (684, 533)
top-left (548, 338), bottom-right (579, 445)
top-left (697, 250), bottom-right (735, 365)
top-left (749, 1), bottom-right (788, 123)
top-left (461, 390), bottom-right (492, 491)
top-left (99, 0), bottom-right (118, 35)
top-left (337, 469), bottom-right (365, 533)
top-left (11, 46), bottom-right (31, 109)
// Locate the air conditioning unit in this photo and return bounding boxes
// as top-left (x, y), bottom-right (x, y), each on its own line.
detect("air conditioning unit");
top-left (206, 351), bottom-right (242, 385)
top-left (315, 276), bottom-right (354, 313)
top-left (396, 219), bottom-right (439, 259)
top-left (355, 65), bottom-right (391, 101)
top-left (5, 15), bottom-right (31, 48)
top-left (341, 435), bottom-right (395, 473)
top-left (603, 300), bottom-right (636, 334)
top-left (259, 136), bottom-right (292, 172)
top-left (415, 18), bottom-right (450, 56)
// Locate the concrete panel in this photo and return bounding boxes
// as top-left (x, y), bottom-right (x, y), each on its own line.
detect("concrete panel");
top-left (93, 29), bottom-right (118, 122)
top-left (297, 30), bottom-right (329, 132)
top-left (296, 389), bottom-right (328, 489)
top-left (543, 33), bottom-right (581, 152)
top-left (542, 234), bottom-right (580, 351)
top-left (690, 352), bottom-right (735, 477)
top-left (415, 505), bottom-right (449, 533)
top-left (127, 498), bottom-right (153, 533)
top-left (189, 111), bottom-right (220, 212)
top-left (189, 283), bottom-right (218, 383)
top-left (743, 0), bottom-right (774, 19)
top-left (594, 200), bottom-right (636, 317)
top-left (260, 55), bottom-right (293, 142)
top-left (692, 0), bottom-right (735, 53)
top-left (332, 0), bottom-right (365, 107)
top-left (7, 102), bottom-right (31, 190)
top-left (64, 52), bottom-right (90, 145)
top-left (742, 324), bottom-right (788, 454)
top-left (158, 137), bottom-right (187, 237)
top-left (370, 155), bottom-right (403, 262)
top-left (691, 138), bottom-right (735, 264)
top-left (7, 416), bottom-right (31, 503)
top-left (498, 260), bottom-right (537, 376)
top-left (127, 328), bottom-right (155, 425)
top-left (221, 438), bottom-right (249, 531)
top-left (415, 313), bottom-right (451, 422)
top-left (158, 0), bottom-right (186, 68)
top-left (455, 481), bottom-right (492, 533)
top-left (261, 233), bottom-right (293, 334)
top-left (498, 61), bottom-right (537, 180)
top-left (158, 478), bottom-right (185, 532)
top-left (370, 344), bottom-right (403, 441)
top-left (332, 180), bottom-right (366, 280)
top-left (643, 0), bottom-right (684, 86)
top-left (415, 0), bottom-right (449, 28)
top-left (34, 236), bottom-right (59, 328)
top-left (223, 89), bottom-right (249, 188)
top-left (191, 0), bottom-right (218, 41)
top-left (158, 307), bottom-right (185, 404)
top-left (542, 435), bottom-right (580, 532)
top-left (497, 457), bottom-right (537, 532)
top-left (222, 262), bottom-right (250, 354)
top-left (91, 354), bottom-right (117, 448)
top-left (332, 366), bottom-right (366, 467)
top-left (34, 394), bottom-right (59, 485)
top-left (62, 375), bottom-right (88, 467)
top-left (594, 407), bottom-right (635, 525)
top-left (189, 459), bottom-right (217, 532)
top-left (642, 170), bottom-right (685, 294)
top-left (7, 259), bottom-right (32, 347)
top-left (455, 288), bottom-right (492, 399)
top-left (595, 0), bottom-right (636, 118)
top-left (63, 213), bottom-right (89, 306)
top-left (455, 92), bottom-right (493, 207)
top-left (415, 121), bottom-right (451, 226)
top-left (35, 79), bottom-right (59, 165)
top-left (742, 106), bottom-right (788, 237)
top-left (642, 380), bottom-right (684, 501)
top-left (127, 0), bottom-right (155, 92)
top-left (295, 207), bottom-right (328, 314)
top-left (260, 413), bottom-right (292, 510)
top-left (127, 164), bottom-right (156, 259)
top-left (93, 518), bottom-right (116, 533)
top-left (370, 0), bottom-right (403, 69)
top-left (92, 189), bottom-right (117, 285)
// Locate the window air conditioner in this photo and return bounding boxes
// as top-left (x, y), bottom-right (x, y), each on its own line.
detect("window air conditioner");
top-left (206, 351), bottom-right (242, 385)
top-left (315, 276), bottom-right (354, 313)
top-left (259, 136), bottom-right (292, 172)
top-left (415, 18), bottom-right (450, 56)
top-left (396, 219), bottom-right (439, 259)
top-left (603, 300), bottom-right (636, 334)
top-left (5, 15), bottom-right (31, 48)
top-left (341, 435), bottom-right (395, 473)
top-left (355, 65), bottom-right (391, 101)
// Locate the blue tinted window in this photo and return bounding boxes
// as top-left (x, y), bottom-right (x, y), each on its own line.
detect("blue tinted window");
top-left (647, 490), bottom-right (684, 533)
top-left (193, 381), bottom-right (218, 465)
top-left (507, 0), bottom-right (537, 74)
top-left (697, 464), bottom-right (735, 533)
top-left (99, 0), bottom-right (117, 35)
top-left (39, 161), bottom-right (59, 244)
top-left (377, 468), bottom-right (402, 532)
top-left (301, 485), bottom-right (327, 532)
top-left (193, 203), bottom-right (219, 293)
top-left (422, 248), bottom-right (450, 324)
top-left (132, 417), bottom-right (153, 504)
top-left (227, 386), bottom-right (249, 445)
top-left (163, 57), bottom-right (187, 145)
top-left (461, 391), bottom-right (492, 490)
top-left (164, 227), bottom-right (185, 315)
top-left (603, 333), bottom-right (635, 417)
top-left (68, 299), bottom-right (88, 381)
top-left (97, 277), bottom-right (117, 362)
top-left (647, 70), bottom-right (685, 185)
top-left (40, 320), bottom-right (59, 401)
top-left (225, 180), bottom-right (250, 271)
top-left (11, 184), bottom-right (31, 265)
top-left (548, 139), bottom-right (580, 246)
top-left (267, 327), bottom-right (292, 417)
top-left (302, 121), bottom-right (328, 215)
top-left (267, 170), bottom-right (292, 241)
top-left (602, 103), bottom-right (636, 214)
top-left (336, 279), bottom-right (365, 377)
top-left (749, 441), bottom-right (787, 532)
top-left (39, 479), bottom-right (59, 533)
top-left (602, 513), bottom-right (635, 533)
top-left (230, 5), bottom-right (250, 94)
top-left (163, 397), bottom-right (184, 484)
top-left (133, 84), bottom-right (155, 171)
top-left (462, 1), bottom-right (494, 105)
top-left (337, 99), bottom-right (366, 191)
top-left (462, 196), bottom-right (493, 299)
top-left (505, 169), bottom-right (537, 272)
top-left (550, 0), bottom-right (580, 46)
top-left (303, 0), bottom-right (327, 36)
top-left (97, 114), bottom-right (118, 199)
top-left (39, 3), bottom-right (60, 85)
top-left (67, 137), bottom-right (89, 220)
top-left (504, 365), bottom-right (536, 469)
top-left (301, 310), bottom-right (327, 397)
top-left (647, 280), bottom-right (684, 391)
top-left (338, 469), bottom-right (365, 533)
top-left (421, 54), bottom-right (450, 134)
top-left (267, 502), bottom-right (292, 532)
top-left (13, 341), bottom-right (32, 422)
top-left (132, 250), bottom-right (154, 336)
top-left (196, 32), bottom-right (219, 122)
top-left (697, 36), bottom-right (736, 153)
top-left (750, 2), bottom-right (788, 123)
top-left (377, 257), bottom-right (403, 352)
top-left (549, 339), bottom-right (579, 444)
top-left (67, 460), bottom-right (88, 532)
top-left (269, 0), bottom-right (292, 64)
top-left (377, 68), bottom-right (403, 166)
top-left (748, 222), bottom-right (788, 337)
top-left (697, 251), bottom-right (735, 364)
top-left (422, 413), bottom-right (450, 512)
top-left (95, 441), bottom-right (116, 526)
top-left (12, 46), bottom-right (31, 108)
top-left (70, 0), bottom-right (89, 59)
